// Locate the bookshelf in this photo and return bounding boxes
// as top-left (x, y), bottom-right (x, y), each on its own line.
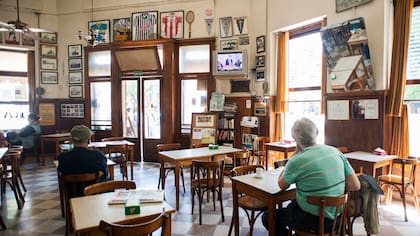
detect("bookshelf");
top-left (216, 111), bottom-right (237, 147)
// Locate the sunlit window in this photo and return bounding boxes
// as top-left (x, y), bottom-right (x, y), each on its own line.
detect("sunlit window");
top-left (181, 80), bottom-right (207, 133)
top-left (91, 81), bottom-right (111, 130)
top-left (179, 45), bottom-right (210, 73)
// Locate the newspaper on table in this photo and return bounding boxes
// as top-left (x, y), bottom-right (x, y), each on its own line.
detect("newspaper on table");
top-left (108, 189), bottom-right (164, 205)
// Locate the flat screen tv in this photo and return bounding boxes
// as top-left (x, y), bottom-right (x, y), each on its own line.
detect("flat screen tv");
top-left (212, 49), bottom-right (248, 77)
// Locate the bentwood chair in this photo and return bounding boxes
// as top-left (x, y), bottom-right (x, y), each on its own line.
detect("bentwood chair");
top-left (1, 150), bottom-right (25, 209)
top-left (251, 136), bottom-right (270, 166)
top-left (228, 164), bottom-right (267, 236)
top-left (224, 150), bottom-right (251, 176)
top-left (378, 158), bottom-right (419, 222)
top-left (105, 143), bottom-right (129, 180)
top-left (99, 212), bottom-right (171, 236)
top-left (157, 143), bottom-right (185, 193)
top-left (191, 160), bottom-right (225, 225)
top-left (83, 180), bottom-right (136, 196)
top-left (288, 194), bottom-right (348, 236)
top-left (0, 165), bottom-right (5, 230)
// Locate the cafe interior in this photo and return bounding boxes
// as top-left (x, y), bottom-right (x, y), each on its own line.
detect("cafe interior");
top-left (0, 0), bottom-right (420, 235)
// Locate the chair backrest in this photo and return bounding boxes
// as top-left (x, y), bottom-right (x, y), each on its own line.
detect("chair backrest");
top-left (83, 180), bottom-right (136, 196)
top-left (231, 150), bottom-right (251, 167)
top-left (336, 146), bottom-right (349, 154)
top-left (99, 212), bottom-right (170, 236)
top-left (157, 143), bottom-right (182, 152)
top-left (101, 137), bottom-right (125, 142)
top-left (273, 159), bottom-right (289, 169)
top-left (389, 158), bottom-right (417, 184)
top-left (231, 164), bottom-right (264, 177)
top-left (191, 160), bottom-right (224, 187)
top-left (252, 136), bottom-right (270, 153)
top-left (106, 144), bottom-right (129, 159)
top-left (60, 172), bottom-right (101, 200)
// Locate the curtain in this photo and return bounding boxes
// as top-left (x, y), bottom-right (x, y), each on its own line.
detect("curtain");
top-left (388, 104), bottom-right (410, 158)
top-left (274, 32), bottom-right (289, 141)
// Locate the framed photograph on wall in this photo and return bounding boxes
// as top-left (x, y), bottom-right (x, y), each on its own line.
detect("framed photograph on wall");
top-left (233, 16), bottom-right (248, 35)
top-left (41, 44), bottom-right (57, 58)
top-left (256, 55), bottom-right (265, 68)
top-left (68, 58), bottom-right (82, 71)
top-left (41, 58), bottom-right (57, 70)
top-left (239, 36), bottom-right (249, 45)
top-left (256, 35), bottom-right (265, 53)
top-left (219, 17), bottom-right (233, 38)
top-left (61, 103), bottom-right (85, 118)
top-left (220, 39), bottom-right (238, 50)
top-left (160, 11), bottom-right (184, 39)
top-left (113, 17), bottom-right (131, 41)
top-left (88, 20), bottom-right (110, 44)
top-left (40, 32), bottom-right (57, 44)
top-left (132, 11), bottom-right (158, 40)
top-left (5, 31), bottom-right (20, 45)
top-left (69, 85), bottom-right (83, 98)
top-left (41, 71), bottom-right (58, 84)
top-left (256, 68), bottom-right (265, 82)
top-left (69, 71), bottom-right (83, 84)
top-left (68, 44), bottom-right (82, 58)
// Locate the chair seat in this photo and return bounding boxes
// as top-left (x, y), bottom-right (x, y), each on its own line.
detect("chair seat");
top-left (377, 174), bottom-right (411, 184)
top-left (238, 195), bottom-right (267, 211)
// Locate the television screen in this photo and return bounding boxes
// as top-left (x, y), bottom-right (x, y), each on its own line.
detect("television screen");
top-left (216, 51), bottom-right (243, 72)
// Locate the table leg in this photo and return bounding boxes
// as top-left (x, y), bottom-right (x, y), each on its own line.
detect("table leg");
top-left (160, 159), bottom-right (166, 190)
top-left (232, 181), bottom-right (239, 236)
top-left (108, 166), bottom-right (115, 180)
top-left (55, 140), bottom-right (60, 160)
top-left (175, 163), bottom-right (180, 210)
top-left (41, 138), bottom-right (45, 166)
top-left (268, 200), bottom-right (277, 236)
top-left (57, 170), bottom-right (64, 217)
top-left (130, 146), bottom-right (134, 180)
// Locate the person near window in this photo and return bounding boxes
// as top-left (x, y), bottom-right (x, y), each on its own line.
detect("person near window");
top-left (6, 113), bottom-right (41, 149)
top-left (261, 117), bottom-right (360, 235)
top-left (57, 125), bottom-right (108, 181)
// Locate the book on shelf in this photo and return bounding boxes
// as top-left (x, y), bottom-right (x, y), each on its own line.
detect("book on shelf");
top-left (108, 189), bottom-right (164, 205)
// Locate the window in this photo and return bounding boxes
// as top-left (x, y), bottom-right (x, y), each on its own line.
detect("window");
top-left (282, 23), bottom-right (325, 143)
top-left (181, 80), bottom-right (208, 133)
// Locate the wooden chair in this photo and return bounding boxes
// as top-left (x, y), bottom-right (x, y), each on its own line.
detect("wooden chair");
top-left (99, 212), bottom-right (171, 236)
top-left (274, 159), bottom-right (289, 169)
top-left (1, 150), bottom-right (25, 209)
top-left (157, 143), bottom-right (185, 193)
top-left (191, 159), bottom-right (225, 225)
top-left (224, 150), bottom-right (251, 176)
top-left (251, 136), bottom-right (270, 166)
top-left (228, 164), bottom-right (267, 236)
top-left (84, 180), bottom-right (136, 196)
top-left (336, 146), bottom-right (349, 154)
top-left (105, 143), bottom-right (129, 180)
top-left (0, 165), bottom-right (5, 230)
top-left (7, 145), bottom-right (26, 192)
top-left (377, 158), bottom-right (419, 222)
top-left (22, 134), bottom-right (41, 163)
top-left (59, 172), bottom-right (100, 236)
top-left (289, 194), bottom-right (348, 236)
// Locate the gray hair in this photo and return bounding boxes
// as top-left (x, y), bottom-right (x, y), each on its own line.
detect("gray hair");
top-left (291, 117), bottom-right (318, 147)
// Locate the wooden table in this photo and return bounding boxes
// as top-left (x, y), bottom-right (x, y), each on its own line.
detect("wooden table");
top-left (40, 132), bottom-right (71, 165)
top-left (70, 191), bottom-right (175, 235)
top-left (264, 142), bottom-right (296, 169)
top-left (231, 168), bottom-right (296, 236)
top-left (159, 146), bottom-right (242, 210)
top-left (344, 151), bottom-right (397, 178)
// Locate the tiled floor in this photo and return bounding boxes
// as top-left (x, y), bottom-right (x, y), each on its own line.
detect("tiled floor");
top-left (1, 155), bottom-right (420, 235)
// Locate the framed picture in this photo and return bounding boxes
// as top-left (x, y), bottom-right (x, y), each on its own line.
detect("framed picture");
top-left (219, 17), bottom-right (233, 38)
top-left (233, 16), bottom-right (248, 35)
top-left (69, 71), bottom-right (83, 84)
top-left (256, 68), bottom-right (265, 82)
top-left (68, 44), bottom-right (82, 58)
top-left (256, 55), bottom-right (265, 68)
top-left (41, 44), bottom-right (57, 58)
top-left (41, 57), bottom-right (57, 70)
top-left (40, 32), bottom-right (57, 44)
top-left (239, 36), bottom-right (249, 45)
top-left (160, 11), bottom-right (184, 39)
top-left (132, 11), bottom-right (158, 40)
top-left (256, 35), bottom-right (265, 53)
top-left (336, 0), bottom-right (372, 12)
top-left (113, 17), bottom-right (131, 41)
top-left (254, 102), bottom-right (266, 116)
top-left (41, 71), bottom-right (58, 84)
top-left (5, 31), bottom-right (20, 45)
top-left (61, 103), bottom-right (85, 118)
top-left (22, 33), bottom-right (35, 46)
top-left (88, 20), bottom-right (110, 44)
top-left (68, 58), bottom-right (82, 71)
top-left (69, 85), bottom-right (83, 98)
top-left (220, 39), bottom-right (238, 50)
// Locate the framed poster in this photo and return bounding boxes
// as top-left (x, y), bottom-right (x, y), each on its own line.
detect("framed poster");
top-left (22, 33), bottom-right (35, 46)
top-left (5, 31), bottom-right (20, 45)
top-left (256, 68), bottom-right (265, 82)
top-left (132, 11), bottom-right (158, 40)
top-left (68, 58), bottom-right (82, 71)
top-left (220, 39), bottom-right (238, 50)
top-left (69, 71), bottom-right (83, 84)
top-left (256, 35), bottom-right (265, 53)
top-left (69, 85), bottom-right (83, 98)
top-left (160, 11), bottom-right (184, 39)
top-left (40, 32), bottom-right (57, 44)
top-left (113, 17), bottom-right (131, 41)
top-left (256, 55), bottom-right (265, 68)
top-left (41, 58), bottom-right (57, 70)
top-left (41, 71), bottom-right (58, 84)
top-left (41, 44), bottom-right (57, 58)
top-left (88, 20), bottom-right (110, 44)
top-left (39, 103), bottom-right (55, 126)
top-left (219, 17), bottom-right (233, 38)
top-left (233, 16), bottom-right (248, 35)
top-left (68, 44), bottom-right (82, 58)
top-left (61, 103), bottom-right (85, 118)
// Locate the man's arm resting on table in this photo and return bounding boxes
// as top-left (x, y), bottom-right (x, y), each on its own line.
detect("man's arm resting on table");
top-left (278, 169), bottom-right (290, 190)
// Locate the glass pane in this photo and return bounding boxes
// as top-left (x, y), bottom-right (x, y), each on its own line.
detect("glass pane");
top-left (0, 76), bottom-right (29, 101)
top-left (181, 79), bottom-right (207, 133)
top-left (405, 84), bottom-right (420, 100)
top-left (0, 104), bottom-right (29, 130)
top-left (179, 45), bottom-right (210, 73)
top-left (144, 80), bottom-right (160, 139)
top-left (407, 101), bottom-right (420, 156)
top-left (91, 81), bottom-right (111, 130)
top-left (88, 51), bottom-right (111, 77)
top-left (288, 90), bottom-right (321, 102)
top-left (122, 80), bottom-right (138, 138)
top-left (407, 7), bottom-right (420, 81)
top-left (0, 51), bottom-right (27, 72)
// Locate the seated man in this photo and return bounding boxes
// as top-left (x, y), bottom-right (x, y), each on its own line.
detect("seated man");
top-left (6, 113), bottom-right (41, 149)
top-left (262, 117), bottom-right (360, 235)
top-left (58, 125), bottom-right (108, 181)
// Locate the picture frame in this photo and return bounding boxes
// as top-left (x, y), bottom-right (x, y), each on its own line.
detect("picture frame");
top-left (238, 36), bottom-right (249, 45)
top-left (41, 57), bottom-right (57, 70)
top-left (5, 31), bottom-right (20, 45)
top-left (113, 17), bottom-right (131, 41)
top-left (256, 35), bottom-right (265, 53)
top-left (61, 103), bottom-right (85, 118)
top-left (233, 16), bottom-right (248, 35)
top-left (256, 55), bottom-right (265, 68)
top-left (219, 17), bottom-right (233, 38)
top-left (256, 68), bottom-right (265, 82)
top-left (68, 58), bottom-right (83, 71)
top-left (160, 11), bottom-right (184, 39)
top-left (41, 44), bottom-right (57, 58)
top-left (22, 33), bottom-right (35, 46)
top-left (69, 85), bottom-right (83, 98)
top-left (132, 11), bottom-right (159, 40)
top-left (254, 102), bottom-right (266, 116)
top-left (69, 71), bottom-right (83, 84)
top-left (336, 0), bottom-right (372, 13)
top-left (41, 71), bottom-right (58, 84)
top-left (68, 44), bottom-right (82, 58)
top-left (220, 39), bottom-right (238, 50)
top-left (88, 20), bottom-right (110, 44)
top-left (40, 32), bottom-right (57, 44)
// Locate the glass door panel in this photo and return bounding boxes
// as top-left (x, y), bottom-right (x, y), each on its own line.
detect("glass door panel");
top-left (143, 79), bottom-right (160, 139)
